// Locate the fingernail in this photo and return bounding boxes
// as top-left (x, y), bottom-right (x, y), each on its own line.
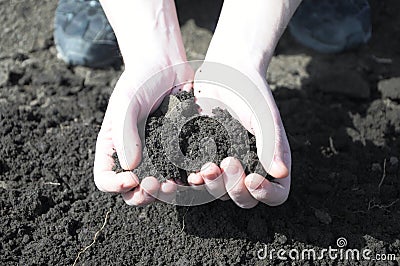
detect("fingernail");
top-left (201, 162), bottom-right (213, 172)
top-left (247, 176), bottom-right (258, 190)
top-left (225, 165), bottom-right (239, 175)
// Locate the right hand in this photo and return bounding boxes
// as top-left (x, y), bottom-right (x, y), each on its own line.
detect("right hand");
top-left (96, 0), bottom-right (194, 206)
top-left (94, 60), bottom-right (193, 206)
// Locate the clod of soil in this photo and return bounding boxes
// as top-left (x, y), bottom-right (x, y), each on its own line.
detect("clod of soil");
top-left (113, 91), bottom-right (269, 184)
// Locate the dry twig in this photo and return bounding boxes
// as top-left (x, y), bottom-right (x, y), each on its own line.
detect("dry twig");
top-left (329, 136), bottom-right (339, 155)
top-left (368, 199), bottom-right (399, 211)
top-left (73, 208), bottom-right (112, 266)
top-left (378, 158), bottom-right (387, 189)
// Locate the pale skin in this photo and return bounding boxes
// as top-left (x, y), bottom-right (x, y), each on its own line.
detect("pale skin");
top-left (94, 0), bottom-right (302, 208)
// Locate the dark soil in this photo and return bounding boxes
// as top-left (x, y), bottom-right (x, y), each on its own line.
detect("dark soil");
top-left (1, 0), bottom-right (400, 265)
top-left (113, 92), bottom-right (267, 184)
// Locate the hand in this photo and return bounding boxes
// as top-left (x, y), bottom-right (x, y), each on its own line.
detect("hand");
top-left (95, 0), bottom-right (192, 206)
top-left (184, 0), bottom-right (299, 209)
top-left (188, 61), bottom-right (291, 209)
top-left (94, 59), bottom-right (193, 206)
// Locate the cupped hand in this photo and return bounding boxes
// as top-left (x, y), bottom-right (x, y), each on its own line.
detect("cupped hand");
top-left (188, 62), bottom-right (291, 209)
top-left (94, 59), bottom-right (193, 206)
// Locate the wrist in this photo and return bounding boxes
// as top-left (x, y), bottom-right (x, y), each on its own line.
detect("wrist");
top-left (205, 41), bottom-right (270, 77)
top-left (205, 0), bottom-right (302, 74)
top-left (121, 32), bottom-right (187, 70)
top-left (100, 0), bottom-right (187, 68)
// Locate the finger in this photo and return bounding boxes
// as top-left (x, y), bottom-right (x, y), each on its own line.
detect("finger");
top-left (269, 153), bottom-right (290, 179)
top-left (122, 187), bottom-right (152, 206)
top-left (158, 179), bottom-right (177, 203)
top-left (187, 172), bottom-right (204, 186)
top-left (109, 89), bottom-right (143, 171)
top-left (220, 157), bottom-right (258, 209)
top-left (269, 123), bottom-right (290, 179)
top-left (122, 176), bottom-right (160, 206)
top-left (94, 171), bottom-right (139, 193)
top-left (200, 162), bottom-right (227, 200)
top-left (250, 100), bottom-right (291, 179)
top-left (94, 114), bottom-right (139, 192)
top-left (244, 173), bottom-right (290, 206)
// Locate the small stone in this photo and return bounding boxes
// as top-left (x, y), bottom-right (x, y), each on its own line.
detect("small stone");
top-left (0, 62), bottom-right (9, 87)
top-left (314, 208), bottom-right (332, 225)
top-left (378, 77), bottom-right (400, 100)
top-left (138, 210), bottom-right (148, 220)
top-left (176, 256), bottom-right (190, 266)
top-left (389, 156), bottom-right (398, 166)
top-left (84, 70), bottom-right (112, 87)
top-left (32, 70), bottom-right (62, 86)
top-left (371, 163), bottom-right (382, 172)
top-left (74, 67), bottom-right (112, 87)
top-left (73, 66), bottom-right (89, 79)
top-left (387, 156), bottom-right (399, 174)
top-left (22, 234), bottom-right (31, 244)
top-left (0, 180), bottom-right (8, 190)
top-left (274, 233), bottom-right (288, 245)
top-left (21, 58), bottom-right (39, 68)
top-left (29, 99), bottom-right (40, 107)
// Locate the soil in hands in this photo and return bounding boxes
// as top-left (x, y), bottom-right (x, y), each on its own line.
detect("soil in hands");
top-left (113, 91), bottom-right (269, 184)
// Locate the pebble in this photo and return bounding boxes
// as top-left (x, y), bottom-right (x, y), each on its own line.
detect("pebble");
top-left (0, 180), bottom-right (8, 189)
top-left (74, 66), bottom-right (114, 87)
top-left (314, 208), bottom-right (332, 225)
top-left (378, 77), bottom-right (400, 100)
top-left (371, 163), bottom-right (382, 172)
top-left (387, 156), bottom-right (399, 174)
top-left (0, 62), bottom-right (9, 87)
top-left (32, 70), bottom-right (62, 86)
top-left (389, 156), bottom-right (398, 166)
top-left (274, 233), bottom-right (288, 245)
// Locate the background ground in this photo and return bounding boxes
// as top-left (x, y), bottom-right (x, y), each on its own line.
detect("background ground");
top-left (1, 0), bottom-right (399, 265)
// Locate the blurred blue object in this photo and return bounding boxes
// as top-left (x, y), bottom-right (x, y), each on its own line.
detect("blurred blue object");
top-left (54, 0), bottom-right (121, 68)
top-left (289, 0), bottom-right (371, 53)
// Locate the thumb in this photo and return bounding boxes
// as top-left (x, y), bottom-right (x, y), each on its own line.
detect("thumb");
top-left (252, 112), bottom-right (290, 179)
top-left (269, 122), bottom-right (291, 179)
top-left (109, 85), bottom-right (143, 171)
top-left (250, 109), bottom-right (292, 178)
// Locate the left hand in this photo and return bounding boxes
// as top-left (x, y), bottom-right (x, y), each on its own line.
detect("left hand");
top-left (187, 63), bottom-right (291, 209)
